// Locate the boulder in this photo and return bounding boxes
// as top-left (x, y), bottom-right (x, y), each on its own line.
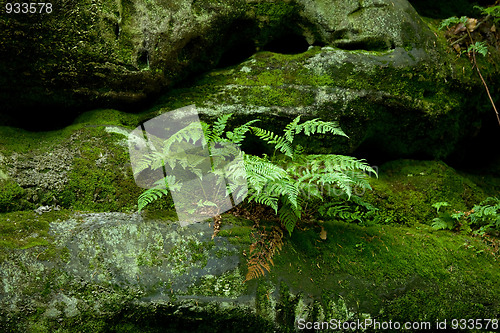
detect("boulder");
top-left (1, 206), bottom-right (499, 331)
top-left (3, 0), bottom-right (497, 158)
top-left (151, 43), bottom-right (491, 159)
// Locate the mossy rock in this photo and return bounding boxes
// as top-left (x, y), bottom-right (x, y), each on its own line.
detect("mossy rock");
top-left (361, 159), bottom-right (489, 226)
top-left (0, 180), bottom-right (26, 212)
top-left (0, 210), bottom-right (498, 332)
top-left (3, 0), bottom-right (499, 159)
top-left (150, 40), bottom-right (494, 158)
top-left (3, 0), bottom-right (497, 130)
top-left (0, 111), bottom-right (145, 213)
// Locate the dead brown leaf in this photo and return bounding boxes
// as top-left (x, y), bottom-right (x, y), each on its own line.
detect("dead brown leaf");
top-left (320, 226), bottom-right (327, 240)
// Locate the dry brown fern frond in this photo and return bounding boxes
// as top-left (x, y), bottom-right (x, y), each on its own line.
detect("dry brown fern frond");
top-left (211, 214), bottom-right (222, 239)
top-left (244, 226), bottom-right (283, 282)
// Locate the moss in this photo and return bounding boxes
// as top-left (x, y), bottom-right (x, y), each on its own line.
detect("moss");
top-left (268, 219), bottom-right (499, 321)
top-left (2, 114), bottom-right (144, 213)
top-left (275, 281), bottom-right (300, 330)
top-left (218, 225), bottom-right (253, 245)
top-left (0, 108), bottom-right (140, 156)
top-left (142, 208), bottom-right (178, 221)
top-left (0, 211), bottom-right (52, 252)
top-left (0, 180), bottom-right (26, 212)
top-left (142, 42), bottom-right (490, 159)
top-left (72, 108), bottom-right (140, 129)
top-left (251, 1), bottom-right (296, 21)
top-left (187, 268), bottom-right (246, 298)
top-left (362, 160), bottom-right (488, 226)
top-left (59, 127), bottom-right (142, 212)
top-left (255, 281), bottom-right (277, 322)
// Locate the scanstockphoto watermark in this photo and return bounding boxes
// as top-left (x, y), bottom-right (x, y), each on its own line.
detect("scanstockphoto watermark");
top-left (296, 318), bottom-right (432, 331)
top-left (128, 105), bottom-right (248, 226)
top-left (297, 318), bottom-right (499, 331)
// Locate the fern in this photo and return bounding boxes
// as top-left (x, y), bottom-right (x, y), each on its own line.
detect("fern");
top-left (430, 198), bottom-right (500, 235)
top-left (466, 41), bottom-right (488, 57)
top-left (470, 197), bottom-right (500, 233)
top-left (135, 111), bottom-right (379, 282)
top-left (250, 126), bottom-right (294, 158)
top-left (318, 197), bottom-right (380, 226)
top-left (138, 188), bottom-right (170, 212)
top-left (279, 198), bottom-right (301, 234)
top-left (137, 176), bottom-right (179, 212)
top-left (432, 202), bottom-right (450, 213)
top-left (431, 217), bottom-right (454, 230)
top-left (244, 226), bottom-right (283, 282)
top-left (226, 119), bottom-right (260, 144)
top-left (136, 114), bottom-right (376, 234)
top-left (474, 5), bottom-right (500, 23)
top-left (211, 113), bottom-right (232, 142)
top-left (136, 112), bottom-right (376, 238)
top-left (295, 117), bottom-right (348, 138)
top-left (163, 122), bottom-right (205, 155)
top-left (438, 16), bottom-right (468, 30)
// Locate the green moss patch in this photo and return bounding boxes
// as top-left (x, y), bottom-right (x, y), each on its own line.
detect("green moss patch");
top-left (363, 159), bottom-right (488, 226)
top-left (0, 180), bottom-right (26, 212)
top-left (0, 109), bottom-right (140, 156)
top-left (59, 127), bottom-right (142, 212)
top-left (0, 210), bottom-right (73, 262)
top-left (270, 220), bottom-right (499, 321)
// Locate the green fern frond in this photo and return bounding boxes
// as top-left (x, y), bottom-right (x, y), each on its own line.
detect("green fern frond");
top-left (295, 118), bottom-right (348, 138)
top-left (152, 175), bottom-right (181, 191)
top-left (274, 139), bottom-right (294, 158)
top-left (251, 127), bottom-right (294, 158)
top-left (279, 199), bottom-right (301, 235)
top-left (163, 122), bottom-right (205, 155)
top-left (201, 121), bottom-right (212, 144)
top-left (470, 197), bottom-right (500, 229)
top-left (264, 179), bottom-right (300, 210)
top-left (248, 191), bottom-right (279, 212)
top-left (227, 119), bottom-right (260, 144)
top-left (135, 151), bottom-right (167, 174)
top-left (250, 127), bottom-right (281, 144)
top-left (283, 116), bottom-right (302, 143)
top-left (211, 113), bottom-right (233, 142)
top-left (431, 217), bottom-right (452, 230)
top-left (138, 188), bottom-right (170, 212)
top-left (244, 155), bottom-right (287, 182)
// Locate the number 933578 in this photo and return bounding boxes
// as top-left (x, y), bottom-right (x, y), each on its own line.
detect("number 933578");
top-left (5, 2), bottom-right (52, 14)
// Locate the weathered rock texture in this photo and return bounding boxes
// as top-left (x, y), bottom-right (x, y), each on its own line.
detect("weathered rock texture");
top-left (1, 205), bottom-right (499, 332)
top-left (0, 0), bottom-right (478, 111)
top-left (2, 0), bottom-right (499, 158)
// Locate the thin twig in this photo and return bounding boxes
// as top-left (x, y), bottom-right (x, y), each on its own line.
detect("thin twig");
top-left (466, 28), bottom-right (500, 126)
top-left (451, 34), bottom-right (468, 46)
top-left (472, 51), bottom-right (500, 125)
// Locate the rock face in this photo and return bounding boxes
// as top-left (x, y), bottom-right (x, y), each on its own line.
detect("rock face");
top-left (1, 2), bottom-right (500, 331)
top-left (0, 0), bottom-right (456, 112)
top-left (0, 212), bottom-right (356, 332)
top-left (1, 203), bottom-right (499, 332)
top-left (2, 0), bottom-right (498, 158)
top-left (298, 0), bottom-right (434, 50)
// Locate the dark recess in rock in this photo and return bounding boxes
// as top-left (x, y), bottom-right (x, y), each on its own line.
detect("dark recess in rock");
top-left (334, 38), bottom-right (395, 51)
top-left (217, 40), bottom-right (257, 68)
top-left (408, 0), bottom-right (491, 18)
top-left (445, 110), bottom-right (500, 173)
top-left (137, 50), bottom-right (149, 69)
top-left (262, 32), bottom-right (311, 54)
